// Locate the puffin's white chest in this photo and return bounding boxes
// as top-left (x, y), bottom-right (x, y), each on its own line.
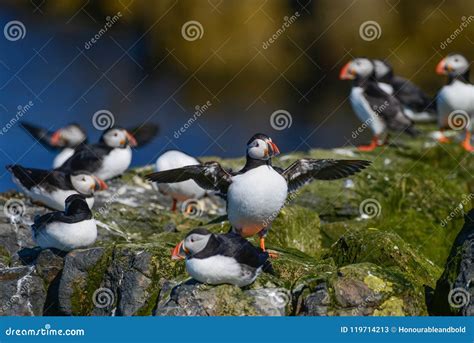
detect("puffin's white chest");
top-left (350, 87), bottom-right (387, 136)
top-left (227, 165), bottom-right (287, 235)
top-left (437, 81), bottom-right (474, 124)
top-left (34, 219), bottom-right (97, 251)
top-left (53, 148), bottom-right (75, 169)
top-left (186, 255), bottom-right (259, 287)
top-left (96, 147), bottom-right (132, 180)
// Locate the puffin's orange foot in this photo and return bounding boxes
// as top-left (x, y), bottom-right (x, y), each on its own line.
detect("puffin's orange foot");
top-left (437, 135), bottom-right (451, 144)
top-left (357, 144), bottom-right (378, 152)
top-left (267, 250), bottom-right (279, 259)
top-left (462, 141), bottom-right (474, 152)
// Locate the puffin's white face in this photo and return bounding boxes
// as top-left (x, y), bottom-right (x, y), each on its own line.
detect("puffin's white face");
top-left (437, 54), bottom-right (470, 76)
top-left (183, 232), bottom-right (211, 255)
top-left (102, 129), bottom-right (137, 148)
top-left (373, 60), bottom-right (391, 79)
top-left (70, 174), bottom-right (104, 195)
top-left (340, 58), bottom-right (374, 80)
top-left (247, 138), bottom-right (271, 160)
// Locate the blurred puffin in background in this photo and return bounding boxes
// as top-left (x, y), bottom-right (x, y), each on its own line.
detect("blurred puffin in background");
top-left (339, 57), bottom-right (419, 151)
top-left (435, 53), bottom-right (474, 151)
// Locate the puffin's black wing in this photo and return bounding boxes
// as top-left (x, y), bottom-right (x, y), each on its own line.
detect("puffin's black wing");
top-left (20, 122), bottom-right (59, 151)
top-left (146, 161), bottom-right (233, 194)
top-left (364, 83), bottom-right (419, 136)
top-left (57, 144), bottom-right (110, 174)
top-left (127, 123), bottom-right (159, 147)
top-left (32, 212), bottom-right (62, 233)
top-left (281, 159), bottom-right (371, 194)
top-left (6, 165), bottom-right (69, 191)
top-left (217, 233), bottom-right (269, 269)
top-left (391, 76), bottom-right (436, 112)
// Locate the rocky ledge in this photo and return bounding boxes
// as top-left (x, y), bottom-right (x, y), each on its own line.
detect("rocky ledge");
top-left (0, 140), bottom-right (473, 316)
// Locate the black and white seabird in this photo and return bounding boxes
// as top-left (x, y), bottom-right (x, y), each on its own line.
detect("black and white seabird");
top-left (20, 122), bottom-right (87, 168)
top-left (146, 133), bottom-right (370, 251)
top-left (171, 228), bottom-right (269, 287)
top-left (436, 53), bottom-right (474, 151)
top-left (373, 59), bottom-right (437, 123)
top-left (31, 194), bottom-right (97, 251)
top-left (340, 58), bottom-right (419, 151)
top-left (57, 127), bottom-right (138, 180)
top-left (6, 164), bottom-right (107, 211)
top-left (21, 122), bottom-right (159, 168)
top-left (154, 150), bottom-right (207, 211)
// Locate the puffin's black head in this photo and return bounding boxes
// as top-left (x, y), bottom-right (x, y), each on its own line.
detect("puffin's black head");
top-left (100, 127), bottom-right (138, 148)
top-left (50, 124), bottom-right (87, 148)
top-left (436, 53), bottom-right (470, 78)
top-left (339, 58), bottom-right (376, 81)
top-left (246, 133), bottom-right (280, 161)
top-left (373, 59), bottom-right (394, 81)
top-left (171, 228), bottom-right (215, 260)
top-left (64, 194), bottom-right (91, 215)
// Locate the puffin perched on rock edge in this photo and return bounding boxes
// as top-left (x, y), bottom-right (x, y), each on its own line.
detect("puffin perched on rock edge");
top-left (146, 133), bottom-right (371, 252)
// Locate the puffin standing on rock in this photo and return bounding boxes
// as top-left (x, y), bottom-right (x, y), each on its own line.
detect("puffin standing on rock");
top-left (340, 58), bottom-right (419, 151)
top-left (146, 133), bottom-right (371, 252)
top-left (31, 194), bottom-right (97, 251)
top-left (372, 59), bottom-right (437, 123)
top-left (171, 228), bottom-right (270, 287)
top-left (20, 122), bottom-right (87, 168)
top-left (154, 150), bottom-right (207, 211)
top-left (435, 54), bottom-right (474, 151)
top-left (6, 165), bottom-right (107, 210)
top-left (57, 127), bottom-right (138, 180)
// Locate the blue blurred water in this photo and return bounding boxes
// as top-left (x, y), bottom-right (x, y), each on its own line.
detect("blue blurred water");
top-left (0, 8), bottom-right (361, 192)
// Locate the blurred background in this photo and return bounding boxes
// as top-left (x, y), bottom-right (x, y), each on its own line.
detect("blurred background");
top-left (0, 0), bottom-right (473, 191)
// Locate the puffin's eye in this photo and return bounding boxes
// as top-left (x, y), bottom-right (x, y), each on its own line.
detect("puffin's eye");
top-left (255, 142), bottom-right (259, 147)
top-left (82, 177), bottom-right (86, 181)
top-left (114, 133), bottom-right (118, 137)
top-left (190, 238), bottom-right (194, 243)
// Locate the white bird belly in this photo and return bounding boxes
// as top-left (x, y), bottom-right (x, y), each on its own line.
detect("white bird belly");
top-left (95, 147), bottom-right (132, 180)
top-left (227, 165), bottom-right (287, 236)
top-left (437, 81), bottom-right (474, 128)
top-left (155, 150), bottom-right (206, 200)
top-left (350, 87), bottom-right (386, 136)
top-left (186, 255), bottom-right (259, 287)
top-left (53, 148), bottom-right (75, 168)
top-left (35, 219), bottom-right (97, 251)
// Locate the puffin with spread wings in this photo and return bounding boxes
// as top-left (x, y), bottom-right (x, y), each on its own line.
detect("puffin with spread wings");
top-left (146, 133), bottom-right (371, 251)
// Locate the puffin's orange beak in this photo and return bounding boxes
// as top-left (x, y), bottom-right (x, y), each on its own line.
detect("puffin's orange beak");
top-left (94, 177), bottom-right (108, 191)
top-left (269, 141), bottom-right (280, 156)
top-left (50, 130), bottom-right (62, 146)
top-left (171, 240), bottom-right (187, 260)
top-left (126, 131), bottom-right (138, 147)
top-left (436, 58), bottom-right (448, 75)
top-left (339, 62), bottom-right (355, 80)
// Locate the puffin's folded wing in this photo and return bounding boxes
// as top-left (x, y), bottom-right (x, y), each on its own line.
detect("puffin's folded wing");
top-left (6, 165), bottom-right (65, 190)
top-left (127, 123), bottom-right (160, 147)
top-left (32, 212), bottom-right (62, 232)
top-left (20, 122), bottom-right (58, 151)
top-left (282, 159), bottom-right (371, 193)
top-left (146, 161), bottom-right (232, 194)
